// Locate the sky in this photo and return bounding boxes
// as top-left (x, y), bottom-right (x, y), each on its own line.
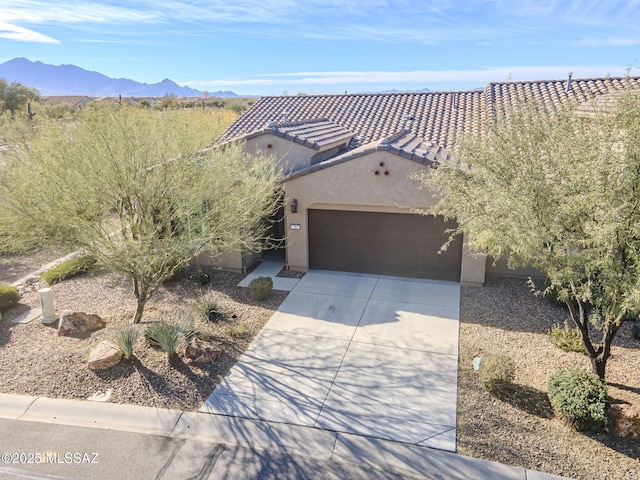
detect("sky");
top-left (0, 0), bottom-right (639, 96)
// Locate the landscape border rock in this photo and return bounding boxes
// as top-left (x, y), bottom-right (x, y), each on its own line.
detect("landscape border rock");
top-left (87, 341), bottom-right (122, 371)
top-left (183, 338), bottom-right (223, 365)
top-left (606, 403), bottom-right (640, 439)
top-left (58, 311), bottom-right (106, 336)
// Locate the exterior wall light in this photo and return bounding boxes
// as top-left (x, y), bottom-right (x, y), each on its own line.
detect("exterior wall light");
top-left (290, 199), bottom-right (298, 213)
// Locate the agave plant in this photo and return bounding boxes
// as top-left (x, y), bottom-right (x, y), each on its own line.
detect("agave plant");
top-left (115, 325), bottom-right (139, 359)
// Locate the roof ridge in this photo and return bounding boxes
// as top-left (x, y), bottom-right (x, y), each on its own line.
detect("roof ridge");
top-left (487, 75), bottom-right (640, 87)
top-left (261, 90), bottom-right (481, 100)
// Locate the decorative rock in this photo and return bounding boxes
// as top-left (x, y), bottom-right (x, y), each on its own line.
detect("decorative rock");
top-left (58, 311), bottom-right (106, 336)
top-left (87, 389), bottom-right (113, 402)
top-left (88, 341), bottom-right (122, 371)
top-left (606, 404), bottom-right (640, 438)
top-left (183, 338), bottom-right (223, 364)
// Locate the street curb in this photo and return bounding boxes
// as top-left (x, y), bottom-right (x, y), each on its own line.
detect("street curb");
top-left (0, 394), bottom-right (571, 480)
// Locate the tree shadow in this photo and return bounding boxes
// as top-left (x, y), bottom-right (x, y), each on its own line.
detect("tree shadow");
top-left (583, 430), bottom-right (640, 460)
top-left (497, 384), bottom-right (554, 419)
top-left (609, 382), bottom-right (640, 396)
top-left (92, 358), bottom-right (137, 380)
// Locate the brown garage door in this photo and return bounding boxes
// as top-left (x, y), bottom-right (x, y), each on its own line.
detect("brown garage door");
top-left (308, 210), bottom-right (462, 281)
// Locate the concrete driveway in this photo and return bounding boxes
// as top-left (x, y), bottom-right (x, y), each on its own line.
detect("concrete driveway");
top-left (201, 270), bottom-right (460, 452)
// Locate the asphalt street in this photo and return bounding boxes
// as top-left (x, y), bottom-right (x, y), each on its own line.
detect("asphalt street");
top-left (0, 418), bottom-right (422, 480)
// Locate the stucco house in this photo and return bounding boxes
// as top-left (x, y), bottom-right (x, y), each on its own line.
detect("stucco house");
top-left (43, 95), bottom-right (93, 110)
top-left (211, 75), bottom-right (640, 285)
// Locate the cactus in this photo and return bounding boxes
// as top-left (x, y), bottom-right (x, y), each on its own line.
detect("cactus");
top-left (27, 101), bottom-right (36, 121)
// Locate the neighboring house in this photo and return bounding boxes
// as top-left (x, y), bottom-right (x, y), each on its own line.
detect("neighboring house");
top-left (213, 75), bottom-right (640, 285)
top-left (43, 95), bottom-right (93, 110)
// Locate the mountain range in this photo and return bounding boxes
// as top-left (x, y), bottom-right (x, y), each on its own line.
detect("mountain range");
top-left (0, 58), bottom-right (239, 98)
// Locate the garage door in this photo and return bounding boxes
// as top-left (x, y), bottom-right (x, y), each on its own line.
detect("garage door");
top-left (308, 209), bottom-right (462, 281)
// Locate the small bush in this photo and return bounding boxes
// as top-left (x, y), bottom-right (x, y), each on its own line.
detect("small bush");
top-left (478, 354), bottom-right (516, 395)
top-left (547, 366), bottom-right (607, 431)
top-left (144, 320), bottom-right (195, 357)
top-left (115, 325), bottom-right (139, 359)
top-left (196, 298), bottom-right (221, 322)
top-left (227, 324), bottom-right (248, 339)
top-left (0, 284), bottom-right (20, 312)
top-left (40, 255), bottom-right (96, 286)
top-left (249, 276), bottom-right (273, 301)
top-left (548, 321), bottom-right (584, 352)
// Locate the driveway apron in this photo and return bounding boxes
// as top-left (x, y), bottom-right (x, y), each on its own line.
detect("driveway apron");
top-left (200, 270), bottom-right (460, 451)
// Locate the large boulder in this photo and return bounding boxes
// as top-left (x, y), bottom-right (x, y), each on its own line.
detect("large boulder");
top-left (58, 311), bottom-right (106, 336)
top-left (88, 341), bottom-right (122, 371)
top-left (183, 338), bottom-right (223, 364)
top-left (606, 404), bottom-right (640, 439)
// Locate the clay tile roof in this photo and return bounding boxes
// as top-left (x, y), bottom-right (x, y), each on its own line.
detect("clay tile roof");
top-left (224, 90), bottom-right (483, 151)
top-left (483, 76), bottom-right (640, 115)
top-left (262, 118), bottom-right (353, 152)
top-left (224, 76), bottom-right (640, 174)
top-left (285, 130), bottom-right (448, 181)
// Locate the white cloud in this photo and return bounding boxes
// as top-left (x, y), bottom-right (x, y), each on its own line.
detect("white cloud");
top-left (0, 21), bottom-right (59, 43)
top-left (575, 36), bottom-right (640, 47)
top-left (186, 66), bottom-right (630, 89)
top-left (1, 1), bottom-right (158, 24)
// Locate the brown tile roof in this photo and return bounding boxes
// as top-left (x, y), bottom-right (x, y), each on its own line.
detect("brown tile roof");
top-left (244, 118), bottom-right (353, 152)
top-left (285, 130), bottom-right (447, 180)
top-left (43, 95), bottom-right (92, 107)
top-left (225, 90), bottom-right (483, 150)
top-left (224, 76), bottom-right (640, 174)
top-left (484, 76), bottom-right (640, 115)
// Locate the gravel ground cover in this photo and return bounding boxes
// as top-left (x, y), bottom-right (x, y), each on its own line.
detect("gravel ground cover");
top-left (1, 253), bottom-right (639, 479)
top-left (0, 267), bottom-right (287, 411)
top-left (457, 276), bottom-right (640, 480)
top-left (0, 246), bottom-right (73, 285)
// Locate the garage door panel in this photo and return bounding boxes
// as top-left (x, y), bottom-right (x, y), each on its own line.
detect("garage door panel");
top-left (308, 210), bottom-right (462, 281)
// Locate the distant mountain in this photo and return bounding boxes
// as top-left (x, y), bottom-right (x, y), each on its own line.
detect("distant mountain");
top-left (0, 58), bottom-right (238, 98)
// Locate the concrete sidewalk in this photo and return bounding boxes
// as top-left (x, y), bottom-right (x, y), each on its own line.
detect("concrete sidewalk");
top-left (0, 394), bottom-right (569, 479)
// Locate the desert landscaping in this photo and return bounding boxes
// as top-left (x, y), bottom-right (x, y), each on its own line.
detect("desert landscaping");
top-left (1, 251), bottom-right (639, 480)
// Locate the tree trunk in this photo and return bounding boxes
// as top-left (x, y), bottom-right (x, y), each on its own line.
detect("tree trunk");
top-left (132, 298), bottom-right (146, 324)
top-left (590, 355), bottom-right (607, 380)
top-left (132, 276), bottom-right (148, 324)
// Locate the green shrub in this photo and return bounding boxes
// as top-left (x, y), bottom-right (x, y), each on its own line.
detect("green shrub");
top-left (115, 325), bottom-right (139, 359)
top-left (40, 255), bottom-right (97, 285)
top-left (0, 284), bottom-right (20, 312)
top-left (548, 321), bottom-right (584, 352)
top-left (196, 298), bottom-right (221, 322)
top-left (227, 324), bottom-right (248, 339)
top-left (547, 366), bottom-right (607, 431)
top-left (478, 354), bottom-right (516, 395)
top-left (144, 320), bottom-right (195, 357)
top-left (248, 276), bottom-right (273, 301)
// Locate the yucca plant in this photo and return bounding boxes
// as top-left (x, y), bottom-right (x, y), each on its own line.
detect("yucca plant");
top-left (196, 298), bottom-right (221, 322)
top-left (144, 320), bottom-right (195, 357)
top-left (115, 325), bottom-right (139, 359)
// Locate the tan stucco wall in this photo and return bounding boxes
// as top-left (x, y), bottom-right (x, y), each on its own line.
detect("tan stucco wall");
top-left (486, 256), bottom-right (545, 279)
top-left (190, 251), bottom-right (244, 272)
top-left (283, 150), bottom-right (486, 284)
top-left (246, 135), bottom-right (316, 174)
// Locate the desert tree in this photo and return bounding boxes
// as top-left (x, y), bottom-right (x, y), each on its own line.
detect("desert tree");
top-left (418, 86), bottom-right (640, 379)
top-left (0, 78), bottom-right (40, 119)
top-left (1, 104), bottom-right (282, 323)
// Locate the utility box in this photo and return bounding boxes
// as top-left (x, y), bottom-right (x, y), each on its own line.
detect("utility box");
top-left (38, 288), bottom-right (58, 324)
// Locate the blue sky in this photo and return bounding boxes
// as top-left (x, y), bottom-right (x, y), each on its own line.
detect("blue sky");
top-left (0, 0), bottom-right (639, 95)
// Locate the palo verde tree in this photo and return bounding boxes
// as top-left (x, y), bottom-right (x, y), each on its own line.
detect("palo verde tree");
top-left (0, 78), bottom-right (40, 119)
top-left (1, 104), bottom-right (282, 323)
top-left (419, 86), bottom-right (640, 379)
